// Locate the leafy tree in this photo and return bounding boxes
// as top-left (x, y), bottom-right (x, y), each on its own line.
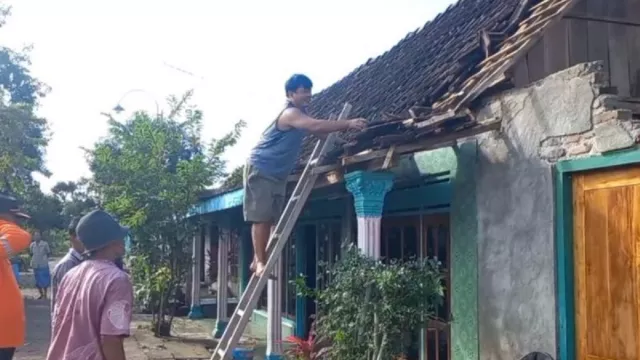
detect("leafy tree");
top-left (86, 90), bottom-right (245, 335)
top-left (0, 3), bottom-right (51, 208)
top-left (0, 4), bottom-right (49, 107)
top-left (0, 100), bottom-right (50, 195)
top-left (222, 164), bottom-right (244, 189)
top-left (51, 178), bottom-right (99, 219)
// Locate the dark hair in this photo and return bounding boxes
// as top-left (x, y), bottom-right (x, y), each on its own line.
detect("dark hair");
top-left (285, 74), bottom-right (313, 96)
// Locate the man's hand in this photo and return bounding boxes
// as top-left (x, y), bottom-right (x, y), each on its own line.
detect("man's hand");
top-left (347, 118), bottom-right (367, 130)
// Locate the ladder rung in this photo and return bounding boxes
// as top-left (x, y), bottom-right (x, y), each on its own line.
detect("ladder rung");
top-left (290, 195), bottom-right (300, 202)
top-left (309, 158), bottom-right (319, 166)
top-left (236, 309), bottom-right (245, 317)
top-left (217, 349), bottom-right (225, 357)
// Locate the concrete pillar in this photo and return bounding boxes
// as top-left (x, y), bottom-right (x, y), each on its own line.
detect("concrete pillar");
top-left (188, 225), bottom-right (204, 319)
top-left (213, 227), bottom-right (230, 338)
top-left (294, 225), bottom-right (308, 338)
top-left (266, 258), bottom-right (283, 359)
top-left (204, 223), bottom-right (212, 284)
top-left (238, 225), bottom-right (252, 294)
top-left (345, 170), bottom-right (394, 259)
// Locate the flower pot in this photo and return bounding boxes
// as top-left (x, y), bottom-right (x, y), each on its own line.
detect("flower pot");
top-left (232, 347), bottom-right (254, 359)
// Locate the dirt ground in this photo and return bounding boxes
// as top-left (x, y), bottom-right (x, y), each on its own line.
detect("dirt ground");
top-left (15, 283), bottom-right (149, 360)
top-left (14, 266), bottom-right (269, 360)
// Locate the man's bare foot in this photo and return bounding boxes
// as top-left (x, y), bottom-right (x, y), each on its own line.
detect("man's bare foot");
top-left (252, 261), bottom-right (277, 280)
top-left (255, 262), bottom-right (266, 276)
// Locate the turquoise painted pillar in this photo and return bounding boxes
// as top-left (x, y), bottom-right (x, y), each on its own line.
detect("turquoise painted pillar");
top-left (188, 224), bottom-right (204, 319)
top-left (238, 225), bottom-right (252, 294)
top-left (345, 170), bottom-right (394, 258)
top-left (294, 225), bottom-right (308, 338)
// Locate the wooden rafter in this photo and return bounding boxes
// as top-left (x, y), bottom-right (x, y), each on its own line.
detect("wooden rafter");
top-left (341, 118), bottom-right (502, 168)
top-left (433, 0), bottom-right (582, 112)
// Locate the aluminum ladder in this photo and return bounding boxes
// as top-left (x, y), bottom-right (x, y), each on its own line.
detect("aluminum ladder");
top-left (210, 102), bottom-right (352, 360)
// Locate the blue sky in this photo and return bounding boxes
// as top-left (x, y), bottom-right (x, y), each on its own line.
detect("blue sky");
top-left (3, 0), bottom-right (456, 192)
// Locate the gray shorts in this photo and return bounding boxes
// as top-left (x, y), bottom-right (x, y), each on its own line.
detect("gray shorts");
top-left (243, 162), bottom-right (286, 223)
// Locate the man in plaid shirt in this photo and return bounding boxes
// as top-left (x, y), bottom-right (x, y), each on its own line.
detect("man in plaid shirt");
top-left (51, 217), bottom-right (85, 313)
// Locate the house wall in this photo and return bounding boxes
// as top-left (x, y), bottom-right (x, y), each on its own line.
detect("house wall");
top-left (512, 0), bottom-right (640, 97)
top-left (474, 61), bottom-right (639, 360)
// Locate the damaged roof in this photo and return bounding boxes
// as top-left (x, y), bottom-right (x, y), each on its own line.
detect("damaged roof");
top-left (293, 0), bottom-right (579, 170)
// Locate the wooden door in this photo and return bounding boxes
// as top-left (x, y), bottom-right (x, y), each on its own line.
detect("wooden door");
top-left (573, 166), bottom-right (640, 360)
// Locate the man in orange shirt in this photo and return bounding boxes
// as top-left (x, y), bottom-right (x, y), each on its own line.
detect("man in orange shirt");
top-left (0, 194), bottom-right (32, 360)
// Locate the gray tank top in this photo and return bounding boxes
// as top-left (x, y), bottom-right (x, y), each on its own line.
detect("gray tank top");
top-left (248, 102), bottom-right (308, 180)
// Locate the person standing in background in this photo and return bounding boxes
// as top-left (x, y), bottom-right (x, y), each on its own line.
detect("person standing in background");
top-left (30, 231), bottom-right (52, 300)
top-left (0, 194), bottom-right (32, 360)
top-left (47, 210), bottom-right (133, 360)
top-left (51, 217), bottom-right (84, 313)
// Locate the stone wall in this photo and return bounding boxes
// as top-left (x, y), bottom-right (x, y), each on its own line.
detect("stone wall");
top-left (471, 61), bottom-right (638, 360)
top-left (539, 93), bottom-right (640, 163)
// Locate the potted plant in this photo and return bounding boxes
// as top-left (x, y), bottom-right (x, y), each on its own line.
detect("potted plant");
top-left (293, 243), bottom-right (446, 360)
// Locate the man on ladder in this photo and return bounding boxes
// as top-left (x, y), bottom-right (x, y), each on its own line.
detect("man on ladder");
top-left (243, 74), bottom-right (366, 277)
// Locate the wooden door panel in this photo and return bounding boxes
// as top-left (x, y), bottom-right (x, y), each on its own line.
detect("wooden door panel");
top-left (574, 166), bottom-right (640, 360)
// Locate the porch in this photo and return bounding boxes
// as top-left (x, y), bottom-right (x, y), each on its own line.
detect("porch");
top-left (187, 144), bottom-right (479, 360)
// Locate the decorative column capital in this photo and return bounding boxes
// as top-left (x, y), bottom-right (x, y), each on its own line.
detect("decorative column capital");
top-left (345, 170), bottom-right (394, 217)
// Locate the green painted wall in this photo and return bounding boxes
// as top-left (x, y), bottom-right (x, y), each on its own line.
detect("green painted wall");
top-left (393, 146), bottom-right (457, 179)
top-left (250, 310), bottom-right (295, 339)
top-left (449, 141), bottom-right (479, 360)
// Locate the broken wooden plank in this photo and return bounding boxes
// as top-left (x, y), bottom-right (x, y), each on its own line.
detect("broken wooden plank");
top-left (414, 110), bottom-right (457, 129)
top-left (374, 133), bottom-right (416, 148)
top-left (341, 119), bottom-right (502, 167)
top-left (382, 145), bottom-right (396, 169)
top-left (353, 121), bottom-right (405, 142)
top-left (448, 0), bottom-right (582, 112)
top-left (311, 163), bottom-right (342, 175)
top-left (416, 118), bottom-right (474, 139)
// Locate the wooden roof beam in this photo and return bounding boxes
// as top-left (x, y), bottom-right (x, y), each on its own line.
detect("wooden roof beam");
top-left (341, 118), bottom-right (502, 171)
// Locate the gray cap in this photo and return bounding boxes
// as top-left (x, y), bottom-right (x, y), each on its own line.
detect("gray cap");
top-left (76, 210), bottom-right (129, 253)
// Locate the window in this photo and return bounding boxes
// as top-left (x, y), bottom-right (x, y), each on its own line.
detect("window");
top-left (380, 214), bottom-right (451, 360)
top-left (256, 219), bottom-right (343, 323)
top-left (315, 221), bottom-right (342, 291)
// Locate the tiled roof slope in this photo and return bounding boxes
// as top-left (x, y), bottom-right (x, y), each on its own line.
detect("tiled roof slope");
top-left (293, 0), bottom-right (578, 171)
top-left (309, 0), bottom-right (523, 121)
top-left (291, 0), bottom-right (526, 169)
